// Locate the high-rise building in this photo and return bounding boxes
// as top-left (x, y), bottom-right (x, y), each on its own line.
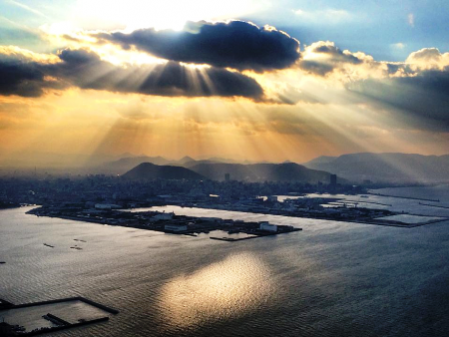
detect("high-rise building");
top-left (330, 174), bottom-right (337, 186)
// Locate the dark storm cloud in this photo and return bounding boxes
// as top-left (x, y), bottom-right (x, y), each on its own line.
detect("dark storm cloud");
top-left (299, 42), bottom-right (363, 76)
top-left (53, 49), bottom-right (264, 98)
top-left (94, 21), bottom-right (301, 72)
top-left (299, 60), bottom-right (335, 76)
top-left (0, 58), bottom-right (63, 97)
top-left (348, 69), bottom-right (449, 131)
top-left (312, 44), bottom-right (362, 64)
top-left (386, 63), bottom-right (401, 74)
top-left (0, 49), bottom-right (264, 99)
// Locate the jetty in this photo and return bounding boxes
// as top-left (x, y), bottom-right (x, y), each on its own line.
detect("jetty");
top-left (343, 199), bottom-right (392, 207)
top-left (419, 202), bottom-right (449, 209)
top-left (2, 296), bottom-right (119, 314)
top-left (367, 192), bottom-right (440, 203)
top-left (210, 227), bottom-right (303, 242)
top-left (24, 317), bottom-right (109, 336)
top-left (42, 313), bottom-right (70, 326)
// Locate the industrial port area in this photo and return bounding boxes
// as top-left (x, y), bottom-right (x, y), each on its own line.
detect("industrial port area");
top-left (27, 206), bottom-right (302, 242)
top-left (25, 192), bottom-right (448, 238)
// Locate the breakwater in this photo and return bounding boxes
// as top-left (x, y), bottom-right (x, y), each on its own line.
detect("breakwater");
top-left (3, 296), bottom-right (119, 314)
top-left (344, 199), bottom-right (392, 207)
top-left (368, 192), bottom-right (440, 202)
top-left (419, 202), bottom-right (449, 209)
top-left (24, 317), bottom-right (109, 336)
top-left (0, 296), bottom-right (118, 336)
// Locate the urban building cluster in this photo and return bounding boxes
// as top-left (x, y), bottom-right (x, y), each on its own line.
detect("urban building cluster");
top-left (0, 175), bottom-right (364, 210)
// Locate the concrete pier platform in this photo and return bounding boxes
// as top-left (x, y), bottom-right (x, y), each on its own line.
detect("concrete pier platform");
top-left (0, 296), bottom-right (118, 336)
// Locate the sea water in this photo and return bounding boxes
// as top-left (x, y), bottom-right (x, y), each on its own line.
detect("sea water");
top-left (1, 186), bottom-right (449, 336)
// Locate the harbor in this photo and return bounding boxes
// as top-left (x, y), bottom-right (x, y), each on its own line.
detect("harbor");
top-left (26, 192), bottom-right (449, 240)
top-left (0, 297), bottom-right (118, 336)
top-left (27, 207), bottom-right (303, 241)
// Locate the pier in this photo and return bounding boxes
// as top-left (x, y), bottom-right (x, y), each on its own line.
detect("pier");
top-left (210, 227), bottom-right (303, 242)
top-left (367, 192), bottom-right (440, 203)
top-left (42, 313), bottom-right (70, 326)
top-left (0, 298), bottom-right (14, 309)
top-left (22, 317), bottom-right (109, 336)
top-left (2, 296), bottom-right (119, 314)
top-left (210, 236), bottom-right (257, 242)
top-left (419, 202), bottom-right (449, 209)
top-left (343, 199), bottom-right (392, 207)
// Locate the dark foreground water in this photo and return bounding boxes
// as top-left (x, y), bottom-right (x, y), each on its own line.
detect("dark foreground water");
top-left (1, 186), bottom-right (449, 336)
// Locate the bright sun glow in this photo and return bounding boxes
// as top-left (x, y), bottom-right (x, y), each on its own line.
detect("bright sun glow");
top-left (158, 253), bottom-right (273, 330)
top-left (73, 0), bottom-right (269, 31)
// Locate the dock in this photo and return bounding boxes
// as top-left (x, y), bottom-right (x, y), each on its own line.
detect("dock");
top-left (419, 202), bottom-right (449, 209)
top-left (367, 192), bottom-right (440, 203)
top-left (210, 228), bottom-right (303, 242)
top-left (23, 317), bottom-right (109, 336)
top-left (0, 298), bottom-right (14, 309)
top-left (5, 296), bottom-right (119, 314)
top-left (343, 199), bottom-right (392, 207)
top-left (210, 236), bottom-right (257, 242)
top-left (42, 313), bottom-right (70, 326)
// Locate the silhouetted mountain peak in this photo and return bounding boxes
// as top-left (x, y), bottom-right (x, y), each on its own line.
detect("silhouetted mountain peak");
top-left (122, 162), bottom-right (204, 180)
top-left (189, 162), bottom-right (331, 183)
top-left (177, 156), bottom-right (196, 165)
top-left (304, 152), bottom-right (449, 184)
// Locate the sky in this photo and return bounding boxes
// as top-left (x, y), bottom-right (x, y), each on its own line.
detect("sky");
top-left (0, 0), bottom-right (448, 168)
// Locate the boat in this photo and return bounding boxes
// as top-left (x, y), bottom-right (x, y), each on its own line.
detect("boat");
top-left (43, 243), bottom-right (55, 248)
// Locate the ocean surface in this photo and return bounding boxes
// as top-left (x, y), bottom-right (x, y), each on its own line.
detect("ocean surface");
top-left (1, 185), bottom-right (449, 336)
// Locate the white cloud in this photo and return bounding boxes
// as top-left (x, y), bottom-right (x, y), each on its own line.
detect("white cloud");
top-left (408, 13), bottom-right (415, 27)
top-left (7, 0), bottom-right (51, 20)
top-left (293, 8), bottom-right (352, 24)
top-left (391, 42), bottom-right (406, 50)
top-left (406, 48), bottom-right (449, 70)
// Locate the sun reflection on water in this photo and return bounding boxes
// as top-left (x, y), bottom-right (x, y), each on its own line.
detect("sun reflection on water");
top-left (158, 253), bottom-right (273, 330)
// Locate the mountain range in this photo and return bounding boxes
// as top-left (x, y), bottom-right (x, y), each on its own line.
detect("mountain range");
top-left (122, 163), bottom-right (204, 181)
top-left (304, 152), bottom-right (449, 184)
top-left (106, 152), bottom-right (449, 184)
top-left (121, 161), bottom-right (332, 183)
top-left (99, 155), bottom-right (235, 175)
top-left (188, 162), bottom-right (331, 183)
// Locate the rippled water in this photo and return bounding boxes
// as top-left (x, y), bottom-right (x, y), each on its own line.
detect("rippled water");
top-left (0, 300), bottom-right (110, 331)
top-left (1, 187), bottom-right (449, 336)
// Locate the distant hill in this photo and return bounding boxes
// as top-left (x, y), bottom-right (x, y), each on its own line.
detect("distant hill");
top-left (122, 163), bottom-right (205, 180)
top-left (176, 156), bottom-right (196, 166)
top-left (304, 153), bottom-right (449, 184)
top-left (100, 155), bottom-right (240, 174)
top-left (189, 162), bottom-right (332, 183)
top-left (306, 156), bottom-right (337, 166)
top-left (99, 156), bottom-right (172, 174)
